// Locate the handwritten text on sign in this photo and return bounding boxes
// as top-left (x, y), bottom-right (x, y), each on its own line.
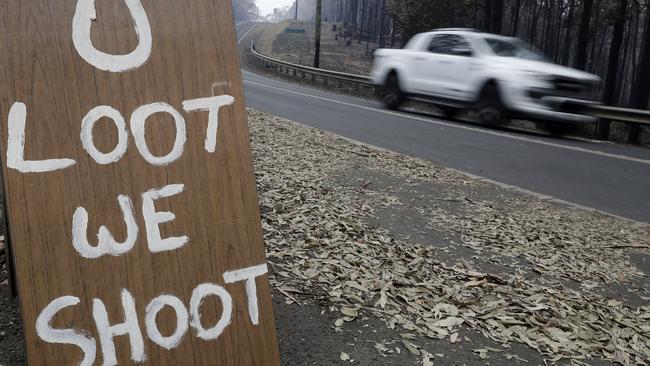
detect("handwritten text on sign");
top-left (4, 1), bottom-right (269, 365)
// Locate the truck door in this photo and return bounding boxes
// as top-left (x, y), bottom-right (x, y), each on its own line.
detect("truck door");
top-left (418, 34), bottom-right (478, 101)
top-left (409, 34), bottom-right (450, 96)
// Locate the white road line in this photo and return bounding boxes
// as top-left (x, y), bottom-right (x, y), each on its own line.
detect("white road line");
top-left (243, 78), bottom-right (650, 165)
top-left (237, 23), bottom-right (258, 44)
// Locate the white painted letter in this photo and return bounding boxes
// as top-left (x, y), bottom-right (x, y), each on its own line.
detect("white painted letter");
top-left (93, 289), bottom-right (145, 365)
top-left (7, 102), bottom-right (76, 173)
top-left (142, 184), bottom-right (188, 253)
top-left (36, 296), bottom-right (96, 366)
top-left (182, 95), bottom-right (235, 153)
top-left (72, 195), bottom-right (138, 259)
top-left (81, 106), bottom-right (128, 164)
top-left (72, 0), bottom-right (152, 72)
top-left (145, 294), bottom-right (189, 350)
top-left (223, 264), bottom-right (268, 325)
top-left (130, 103), bottom-right (186, 166)
top-left (189, 284), bottom-right (232, 341)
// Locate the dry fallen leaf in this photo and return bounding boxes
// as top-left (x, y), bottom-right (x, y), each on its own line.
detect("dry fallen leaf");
top-left (402, 341), bottom-right (421, 356)
top-left (473, 348), bottom-right (490, 360)
top-left (340, 307), bottom-right (358, 318)
top-left (422, 355), bottom-right (434, 366)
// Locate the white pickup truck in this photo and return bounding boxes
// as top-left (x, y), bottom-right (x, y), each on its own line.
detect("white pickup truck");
top-left (371, 29), bottom-right (601, 130)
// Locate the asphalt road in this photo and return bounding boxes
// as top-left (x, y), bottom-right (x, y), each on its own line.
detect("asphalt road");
top-left (235, 23), bottom-right (650, 223)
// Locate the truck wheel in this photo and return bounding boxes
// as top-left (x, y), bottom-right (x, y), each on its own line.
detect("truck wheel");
top-left (476, 84), bottom-right (508, 125)
top-left (382, 74), bottom-right (404, 110)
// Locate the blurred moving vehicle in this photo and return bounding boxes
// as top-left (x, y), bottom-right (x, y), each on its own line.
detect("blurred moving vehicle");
top-left (371, 29), bottom-right (601, 131)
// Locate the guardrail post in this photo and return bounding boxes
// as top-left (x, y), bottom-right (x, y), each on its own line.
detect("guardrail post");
top-left (323, 76), bottom-right (328, 86)
top-left (293, 68), bottom-right (297, 77)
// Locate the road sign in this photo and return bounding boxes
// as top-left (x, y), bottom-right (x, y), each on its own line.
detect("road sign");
top-left (285, 28), bottom-right (306, 34)
top-left (0, 1), bottom-right (280, 365)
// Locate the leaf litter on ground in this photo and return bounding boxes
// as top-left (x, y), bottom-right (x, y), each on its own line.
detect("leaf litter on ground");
top-left (248, 109), bottom-right (650, 364)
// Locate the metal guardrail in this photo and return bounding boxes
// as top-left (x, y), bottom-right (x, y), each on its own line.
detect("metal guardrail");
top-left (250, 43), bottom-right (650, 127)
top-left (250, 42), bottom-right (373, 90)
top-left (561, 100), bottom-right (650, 126)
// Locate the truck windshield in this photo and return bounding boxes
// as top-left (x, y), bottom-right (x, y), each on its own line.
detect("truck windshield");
top-left (485, 38), bottom-right (547, 61)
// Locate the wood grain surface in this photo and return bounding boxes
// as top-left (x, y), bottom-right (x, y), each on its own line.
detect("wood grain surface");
top-left (0, 0), bottom-right (280, 364)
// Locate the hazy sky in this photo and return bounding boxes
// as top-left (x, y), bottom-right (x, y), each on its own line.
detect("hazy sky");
top-left (256, 0), bottom-right (295, 15)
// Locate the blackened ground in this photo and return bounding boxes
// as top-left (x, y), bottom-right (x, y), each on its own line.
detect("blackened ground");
top-left (0, 257), bottom-right (25, 365)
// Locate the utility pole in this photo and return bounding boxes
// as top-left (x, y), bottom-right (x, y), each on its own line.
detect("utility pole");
top-left (295, 0), bottom-right (298, 20)
top-left (314, 0), bottom-right (322, 68)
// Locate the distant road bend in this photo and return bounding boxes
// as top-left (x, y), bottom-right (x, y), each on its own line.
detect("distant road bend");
top-left (235, 23), bottom-right (650, 223)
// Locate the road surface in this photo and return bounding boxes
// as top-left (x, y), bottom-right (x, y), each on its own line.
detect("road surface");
top-left (235, 23), bottom-right (650, 223)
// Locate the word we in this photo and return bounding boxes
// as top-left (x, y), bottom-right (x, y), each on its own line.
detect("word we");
top-left (7, 95), bottom-right (234, 173)
top-left (37, 264), bottom-right (268, 366)
top-left (73, 183), bottom-right (187, 258)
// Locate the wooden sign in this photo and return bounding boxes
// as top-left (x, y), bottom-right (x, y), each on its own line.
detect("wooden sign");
top-left (0, 1), bottom-right (280, 365)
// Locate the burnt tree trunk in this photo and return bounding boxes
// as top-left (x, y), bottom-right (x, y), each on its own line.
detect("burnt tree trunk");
top-left (315, 0), bottom-right (322, 68)
top-left (599, 0), bottom-right (628, 139)
top-left (628, 2), bottom-right (650, 143)
top-left (511, 0), bottom-right (522, 36)
top-left (561, 0), bottom-right (576, 65)
top-left (617, 15), bottom-right (633, 103)
top-left (484, 0), bottom-right (493, 32)
top-left (575, 0), bottom-right (594, 70)
top-left (529, 1), bottom-right (540, 44)
top-left (358, 0), bottom-right (365, 43)
top-left (491, 0), bottom-right (504, 34)
top-left (379, 0), bottom-right (386, 48)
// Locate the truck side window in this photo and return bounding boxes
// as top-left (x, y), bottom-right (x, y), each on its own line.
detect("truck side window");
top-left (428, 35), bottom-right (453, 54)
top-left (429, 34), bottom-right (473, 57)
